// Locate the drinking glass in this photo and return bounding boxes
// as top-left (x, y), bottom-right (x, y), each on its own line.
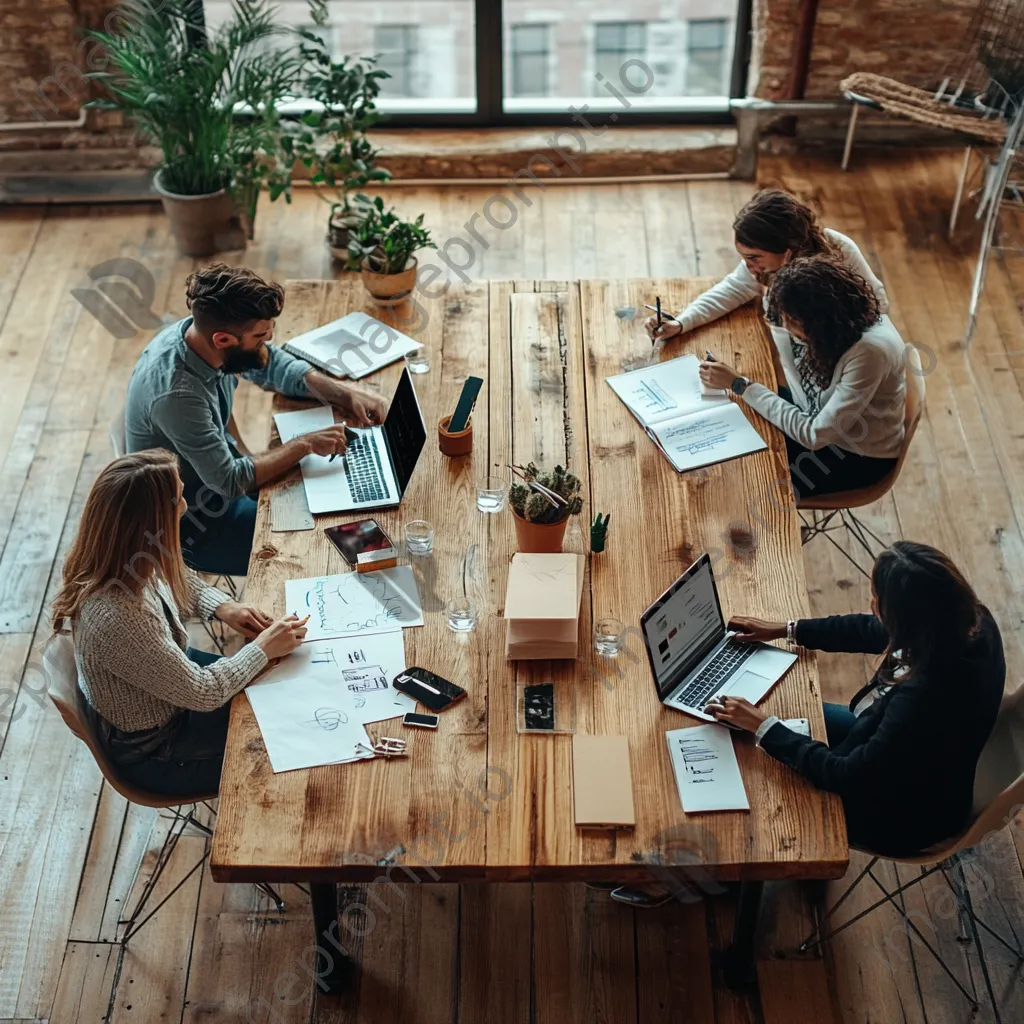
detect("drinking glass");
top-left (594, 616), bottom-right (625, 657)
top-left (476, 474), bottom-right (507, 514)
top-left (404, 348), bottom-right (431, 374)
top-left (446, 597), bottom-right (478, 632)
top-left (405, 520), bottom-right (434, 555)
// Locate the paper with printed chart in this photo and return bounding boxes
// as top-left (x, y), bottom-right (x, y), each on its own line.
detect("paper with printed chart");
top-left (606, 354), bottom-right (766, 473)
top-left (246, 632), bottom-right (413, 773)
top-left (285, 567), bottom-right (424, 642)
top-left (666, 723), bottom-right (750, 813)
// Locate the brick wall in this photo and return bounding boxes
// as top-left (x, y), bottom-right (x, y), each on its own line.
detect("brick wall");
top-left (749, 0), bottom-right (979, 99)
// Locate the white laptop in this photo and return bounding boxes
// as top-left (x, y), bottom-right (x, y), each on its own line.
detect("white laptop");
top-left (274, 367), bottom-right (427, 514)
top-left (641, 553), bottom-right (796, 721)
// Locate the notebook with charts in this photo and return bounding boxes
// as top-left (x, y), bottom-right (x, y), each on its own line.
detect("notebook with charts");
top-left (283, 311), bottom-right (422, 380)
top-left (605, 354), bottom-right (767, 473)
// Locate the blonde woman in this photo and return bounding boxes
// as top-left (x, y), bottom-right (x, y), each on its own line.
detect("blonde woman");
top-left (52, 449), bottom-right (306, 795)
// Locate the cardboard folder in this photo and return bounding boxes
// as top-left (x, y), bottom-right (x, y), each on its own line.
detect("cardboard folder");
top-left (572, 735), bottom-right (636, 829)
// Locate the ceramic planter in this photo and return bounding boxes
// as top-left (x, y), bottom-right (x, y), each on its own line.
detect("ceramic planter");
top-left (361, 257), bottom-right (418, 304)
top-left (153, 171), bottom-right (244, 257)
top-left (512, 509), bottom-right (569, 553)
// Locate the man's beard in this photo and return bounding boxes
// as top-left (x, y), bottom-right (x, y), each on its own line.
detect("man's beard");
top-left (220, 344), bottom-right (269, 374)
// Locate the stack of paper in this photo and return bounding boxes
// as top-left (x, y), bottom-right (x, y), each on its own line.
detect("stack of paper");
top-left (503, 553), bottom-right (585, 660)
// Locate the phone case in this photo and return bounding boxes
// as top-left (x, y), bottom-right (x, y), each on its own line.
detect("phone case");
top-left (393, 667), bottom-right (466, 712)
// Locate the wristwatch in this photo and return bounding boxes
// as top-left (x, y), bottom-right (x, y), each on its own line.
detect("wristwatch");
top-left (730, 375), bottom-right (751, 396)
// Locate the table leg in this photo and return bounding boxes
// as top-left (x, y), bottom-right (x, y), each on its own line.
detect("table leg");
top-left (723, 880), bottom-right (764, 990)
top-left (309, 882), bottom-right (352, 994)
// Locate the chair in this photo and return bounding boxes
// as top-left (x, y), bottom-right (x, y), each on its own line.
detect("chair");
top-left (798, 345), bottom-right (926, 576)
top-left (799, 685), bottom-right (1024, 1022)
top-left (44, 634), bottom-right (285, 1015)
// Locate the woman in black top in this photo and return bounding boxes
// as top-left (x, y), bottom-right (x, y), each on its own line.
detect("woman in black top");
top-left (707, 542), bottom-right (1005, 857)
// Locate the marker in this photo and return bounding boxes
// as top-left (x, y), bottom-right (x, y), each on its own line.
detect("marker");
top-left (329, 424), bottom-right (360, 462)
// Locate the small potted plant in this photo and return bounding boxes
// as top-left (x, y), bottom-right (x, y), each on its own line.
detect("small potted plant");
top-left (508, 463), bottom-right (584, 553)
top-left (348, 197), bottom-right (435, 304)
top-left (276, 8), bottom-right (392, 265)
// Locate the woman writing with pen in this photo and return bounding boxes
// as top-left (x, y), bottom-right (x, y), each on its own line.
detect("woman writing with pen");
top-left (645, 188), bottom-right (888, 344)
top-left (51, 449), bottom-right (307, 795)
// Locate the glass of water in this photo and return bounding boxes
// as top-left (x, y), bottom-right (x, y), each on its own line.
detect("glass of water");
top-left (476, 474), bottom-right (507, 514)
top-left (404, 348), bottom-right (431, 374)
top-left (405, 520), bottom-right (434, 555)
top-left (594, 616), bottom-right (625, 657)
top-left (446, 597), bottom-right (478, 632)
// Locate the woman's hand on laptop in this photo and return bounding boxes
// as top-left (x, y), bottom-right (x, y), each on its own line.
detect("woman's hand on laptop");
top-left (728, 616), bottom-right (787, 643)
top-left (704, 695), bottom-right (766, 733)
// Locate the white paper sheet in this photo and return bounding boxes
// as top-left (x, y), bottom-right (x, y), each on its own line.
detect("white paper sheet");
top-left (283, 311), bottom-right (422, 380)
top-left (285, 567), bottom-right (424, 641)
top-left (650, 402), bottom-right (767, 473)
top-left (666, 724), bottom-right (750, 813)
top-left (606, 354), bottom-right (728, 426)
top-left (273, 408), bottom-right (398, 515)
top-left (246, 675), bottom-right (375, 773)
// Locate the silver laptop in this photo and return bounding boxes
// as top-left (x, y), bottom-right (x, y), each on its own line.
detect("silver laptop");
top-left (302, 367), bottom-right (427, 514)
top-left (640, 553), bottom-right (796, 720)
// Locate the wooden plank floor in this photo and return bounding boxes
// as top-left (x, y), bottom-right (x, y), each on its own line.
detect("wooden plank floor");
top-left (0, 151), bottom-right (1022, 1024)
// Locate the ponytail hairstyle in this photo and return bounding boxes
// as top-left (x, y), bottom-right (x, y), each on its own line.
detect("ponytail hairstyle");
top-left (733, 188), bottom-right (839, 261)
top-left (871, 541), bottom-right (982, 680)
top-left (52, 449), bottom-right (188, 632)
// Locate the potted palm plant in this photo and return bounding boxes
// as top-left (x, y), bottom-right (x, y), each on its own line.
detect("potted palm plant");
top-left (86, 0), bottom-right (298, 256)
top-left (275, 4), bottom-right (391, 265)
top-left (348, 197), bottom-right (436, 303)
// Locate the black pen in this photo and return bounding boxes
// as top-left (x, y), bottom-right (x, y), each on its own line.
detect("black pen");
top-left (656, 297), bottom-right (662, 327)
top-left (704, 349), bottom-right (716, 362)
top-left (329, 424), bottom-right (360, 463)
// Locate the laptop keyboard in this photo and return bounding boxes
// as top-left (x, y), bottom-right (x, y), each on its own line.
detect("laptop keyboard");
top-left (673, 643), bottom-right (757, 709)
top-left (345, 431), bottom-right (389, 504)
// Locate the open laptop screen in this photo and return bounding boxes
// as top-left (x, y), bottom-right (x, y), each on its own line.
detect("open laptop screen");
top-left (382, 367), bottom-right (427, 497)
top-left (641, 555), bottom-right (727, 700)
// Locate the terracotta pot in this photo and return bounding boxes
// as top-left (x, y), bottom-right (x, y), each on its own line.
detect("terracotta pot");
top-left (512, 509), bottom-right (569, 553)
top-left (153, 171), bottom-right (244, 257)
top-left (361, 257), bottom-right (418, 305)
top-left (438, 414), bottom-right (473, 457)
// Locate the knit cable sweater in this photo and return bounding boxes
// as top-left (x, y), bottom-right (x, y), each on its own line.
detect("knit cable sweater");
top-left (73, 571), bottom-right (268, 732)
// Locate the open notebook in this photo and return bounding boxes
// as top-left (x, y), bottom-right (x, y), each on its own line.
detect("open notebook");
top-left (283, 311), bottom-right (422, 380)
top-left (606, 354), bottom-right (767, 473)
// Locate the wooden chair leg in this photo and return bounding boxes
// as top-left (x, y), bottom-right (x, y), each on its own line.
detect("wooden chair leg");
top-left (842, 103), bottom-right (860, 171)
top-left (949, 146), bottom-right (973, 237)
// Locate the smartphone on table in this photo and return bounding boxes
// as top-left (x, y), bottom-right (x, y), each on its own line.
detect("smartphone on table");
top-left (324, 518), bottom-right (397, 570)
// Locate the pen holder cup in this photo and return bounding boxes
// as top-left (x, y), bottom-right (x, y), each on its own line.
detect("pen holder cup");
top-left (438, 415), bottom-right (473, 457)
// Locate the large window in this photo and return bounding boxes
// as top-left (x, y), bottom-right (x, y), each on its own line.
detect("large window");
top-left (202, 0), bottom-right (747, 122)
top-left (508, 24), bottom-right (550, 98)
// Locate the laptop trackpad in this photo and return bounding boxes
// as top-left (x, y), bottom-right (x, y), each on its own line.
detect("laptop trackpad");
top-left (728, 670), bottom-right (772, 704)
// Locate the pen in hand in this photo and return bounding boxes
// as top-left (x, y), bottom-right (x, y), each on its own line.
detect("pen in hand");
top-left (328, 424), bottom-right (360, 463)
top-left (704, 349), bottom-right (716, 362)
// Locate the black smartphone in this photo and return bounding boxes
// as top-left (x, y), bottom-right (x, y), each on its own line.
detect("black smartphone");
top-left (324, 519), bottom-right (396, 566)
top-left (393, 668), bottom-right (466, 712)
top-left (448, 376), bottom-right (484, 433)
top-left (523, 683), bottom-right (555, 731)
top-left (403, 712), bottom-right (439, 729)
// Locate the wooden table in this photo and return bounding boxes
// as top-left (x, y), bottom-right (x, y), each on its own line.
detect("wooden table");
top-left (210, 277), bottom-right (848, 991)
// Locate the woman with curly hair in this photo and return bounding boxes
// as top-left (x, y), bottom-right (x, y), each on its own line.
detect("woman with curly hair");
top-left (646, 188), bottom-right (888, 344)
top-left (699, 256), bottom-right (907, 499)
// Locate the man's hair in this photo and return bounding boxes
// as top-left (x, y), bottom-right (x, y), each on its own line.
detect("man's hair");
top-left (184, 264), bottom-right (285, 336)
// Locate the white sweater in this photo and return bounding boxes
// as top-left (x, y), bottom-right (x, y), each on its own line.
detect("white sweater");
top-left (73, 571), bottom-right (268, 732)
top-left (743, 316), bottom-right (908, 456)
top-left (675, 228), bottom-right (890, 333)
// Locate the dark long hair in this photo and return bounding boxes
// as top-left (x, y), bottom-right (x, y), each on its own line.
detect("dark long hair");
top-left (733, 189), bottom-right (839, 259)
top-left (872, 542), bottom-right (982, 679)
top-left (767, 256), bottom-right (882, 388)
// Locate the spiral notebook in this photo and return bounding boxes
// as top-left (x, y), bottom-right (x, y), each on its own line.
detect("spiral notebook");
top-left (283, 311), bottom-right (422, 380)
